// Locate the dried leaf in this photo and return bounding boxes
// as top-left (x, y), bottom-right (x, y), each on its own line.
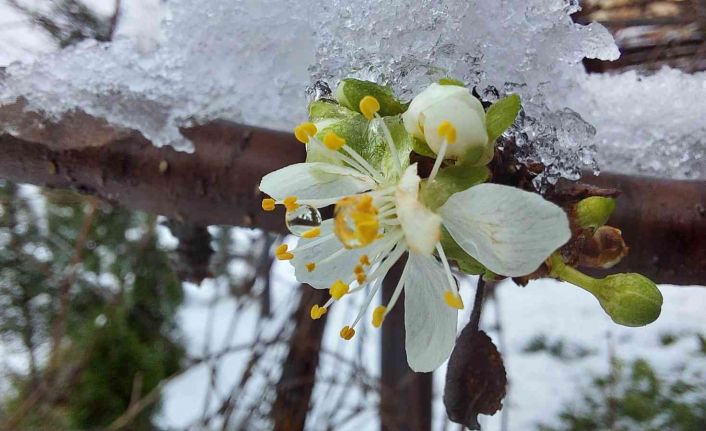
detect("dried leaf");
top-left (444, 330), bottom-right (506, 430)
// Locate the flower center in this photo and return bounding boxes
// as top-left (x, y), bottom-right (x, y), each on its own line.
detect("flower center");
top-left (334, 194), bottom-right (381, 249)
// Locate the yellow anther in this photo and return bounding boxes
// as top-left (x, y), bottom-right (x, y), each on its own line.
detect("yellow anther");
top-left (444, 291), bottom-right (465, 310)
top-left (275, 243), bottom-right (293, 260)
top-left (359, 95), bottom-right (380, 121)
top-left (305, 262), bottom-right (316, 272)
top-left (356, 272), bottom-right (366, 284)
top-left (301, 227), bottom-right (321, 239)
top-left (334, 195), bottom-right (380, 249)
top-left (437, 120), bottom-right (457, 144)
top-left (261, 198), bottom-right (276, 211)
top-left (294, 122), bottom-right (317, 144)
top-left (310, 304), bottom-right (327, 320)
top-left (329, 280), bottom-right (349, 300)
top-left (372, 306), bottom-right (387, 328)
top-left (283, 196), bottom-right (300, 212)
top-left (340, 326), bottom-right (356, 340)
top-left (354, 265), bottom-right (364, 274)
top-left (323, 132), bottom-right (345, 151)
top-left (359, 255), bottom-right (370, 266)
top-left (277, 252), bottom-right (294, 261)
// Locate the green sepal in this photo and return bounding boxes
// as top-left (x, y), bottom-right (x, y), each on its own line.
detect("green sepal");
top-left (411, 137), bottom-right (436, 158)
top-left (575, 196), bottom-right (616, 229)
top-left (438, 77), bottom-right (465, 87)
top-left (306, 100), bottom-right (412, 176)
top-left (485, 94), bottom-right (521, 143)
top-left (368, 114), bottom-right (413, 178)
top-left (420, 163), bottom-right (489, 210)
top-left (334, 78), bottom-right (409, 117)
top-left (440, 227), bottom-right (486, 275)
top-left (306, 100), bottom-right (368, 166)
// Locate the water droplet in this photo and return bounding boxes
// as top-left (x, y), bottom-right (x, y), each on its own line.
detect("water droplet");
top-left (286, 205), bottom-right (322, 236)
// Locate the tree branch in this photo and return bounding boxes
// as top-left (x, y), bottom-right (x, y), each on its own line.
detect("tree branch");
top-left (0, 109), bottom-right (704, 285)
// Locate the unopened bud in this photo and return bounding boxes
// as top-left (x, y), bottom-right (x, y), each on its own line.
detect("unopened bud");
top-left (575, 196), bottom-right (616, 229)
top-left (595, 273), bottom-right (663, 327)
top-left (549, 254), bottom-right (662, 328)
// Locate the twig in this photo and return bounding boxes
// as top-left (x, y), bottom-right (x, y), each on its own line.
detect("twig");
top-left (48, 198), bottom-right (97, 371)
top-left (469, 276), bottom-right (486, 330)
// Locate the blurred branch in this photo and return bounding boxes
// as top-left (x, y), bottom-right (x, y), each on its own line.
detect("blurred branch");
top-left (48, 198), bottom-right (97, 371)
top-left (271, 287), bottom-right (329, 431)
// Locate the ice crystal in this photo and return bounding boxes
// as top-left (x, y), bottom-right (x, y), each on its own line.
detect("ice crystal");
top-left (0, 0), bottom-right (703, 181)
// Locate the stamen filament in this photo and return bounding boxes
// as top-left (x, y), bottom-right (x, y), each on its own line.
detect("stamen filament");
top-left (428, 138), bottom-right (448, 183)
top-left (309, 137), bottom-right (375, 179)
top-left (385, 259), bottom-right (410, 314)
top-left (436, 242), bottom-right (459, 294)
top-left (378, 208), bottom-right (397, 219)
top-left (293, 232), bottom-right (335, 251)
top-left (341, 144), bottom-right (385, 184)
top-left (346, 233), bottom-right (403, 295)
top-left (350, 279), bottom-right (383, 328)
top-left (318, 248), bottom-right (349, 266)
top-left (374, 113), bottom-right (403, 176)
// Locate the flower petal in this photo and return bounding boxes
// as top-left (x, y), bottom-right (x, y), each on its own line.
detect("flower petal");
top-left (395, 165), bottom-right (441, 255)
top-left (291, 220), bottom-right (392, 289)
top-left (404, 252), bottom-right (458, 372)
top-left (421, 98), bottom-right (488, 160)
top-left (402, 83), bottom-right (484, 140)
top-left (259, 162), bottom-right (376, 203)
top-left (439, 183), bottom-right (571, 277)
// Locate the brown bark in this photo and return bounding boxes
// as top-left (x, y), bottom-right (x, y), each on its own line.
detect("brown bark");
top-left (0, 117), bottom-right (704, 285)
top-left (583, 173), bottom-right (706, 286)
top-left (380, 258), bottom-right (432, 431)
top-left (272, 287), bottom-right (328, 431)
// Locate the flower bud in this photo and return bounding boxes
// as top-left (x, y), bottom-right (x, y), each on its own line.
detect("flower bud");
top-left (402, 83), bottom-right (490, 164)
top-left (595, 273), bottom-right (663, 327)
top-left (549, 254), bottom-right (662, 328)
top-left (575, 196), bottom-right (616, 229)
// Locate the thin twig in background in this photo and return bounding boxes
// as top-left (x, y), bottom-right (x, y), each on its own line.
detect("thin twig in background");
top-left (48, 198), bottom-right (97, 372)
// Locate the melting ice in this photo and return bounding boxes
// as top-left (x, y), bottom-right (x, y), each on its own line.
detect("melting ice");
top-left (0, 0), bottom-right (704, 182)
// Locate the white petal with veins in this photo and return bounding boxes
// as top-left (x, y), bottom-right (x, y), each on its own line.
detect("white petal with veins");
top-left (259, 162), bottom-right (375, 202)
top-left (440, 183), bottom-right (571, 277)
top-left (404, 252), bottom-right (458, 372)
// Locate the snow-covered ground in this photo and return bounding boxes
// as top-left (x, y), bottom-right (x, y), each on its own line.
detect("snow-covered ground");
top-left (158, 253), bottom-right (706, 430)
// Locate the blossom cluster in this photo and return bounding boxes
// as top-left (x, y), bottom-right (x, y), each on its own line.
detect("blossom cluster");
top-left (259, 79), bottom-right (661, 372)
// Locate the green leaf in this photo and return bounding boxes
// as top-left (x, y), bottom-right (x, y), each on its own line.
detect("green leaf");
top-left (411, 137), bottom-right (436, 158)
top-left (485, 94), bottom-right (521, 143)
top-left (438, 77), bottom-right (465, 87)
top-left (334, 78), bottom-right (409, 117)
top-left (420, 163), bottom-right (489, 210)
top-left (440, 227), bottom-right (486, 275)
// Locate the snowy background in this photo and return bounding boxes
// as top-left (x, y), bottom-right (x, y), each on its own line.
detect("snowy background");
top-left (1, 0), bottom-right (705, 430)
